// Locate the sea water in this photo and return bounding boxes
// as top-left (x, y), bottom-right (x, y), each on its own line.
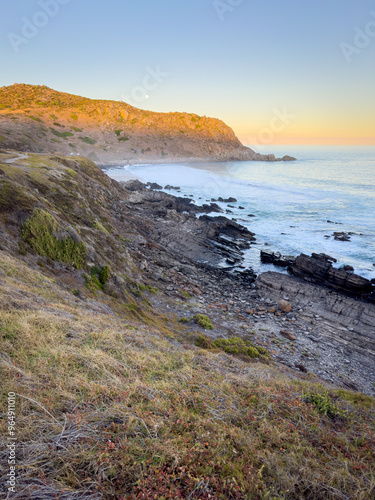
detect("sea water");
top-left (105, 146), bottom-right (375, 279)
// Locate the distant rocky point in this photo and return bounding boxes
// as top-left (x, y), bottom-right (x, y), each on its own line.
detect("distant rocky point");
top-left (0, 83), bottom-right (296, 164)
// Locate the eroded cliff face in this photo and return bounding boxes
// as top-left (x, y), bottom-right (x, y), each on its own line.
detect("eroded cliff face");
top-left (0, 83), bottom-right (293, 163)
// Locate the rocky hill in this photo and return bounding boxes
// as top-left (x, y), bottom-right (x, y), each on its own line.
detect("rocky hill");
top-left (0, 84), bottom-right (294, 164)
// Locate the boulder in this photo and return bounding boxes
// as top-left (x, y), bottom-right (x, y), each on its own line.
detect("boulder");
top-left (278, 300), bottom-right (292, 313)
top-left (288, 253), bottom-right (374, 299)
top-left (260, 250), bottom-right (295, 267)
top-left (147, 182), bottom-right (163, 190)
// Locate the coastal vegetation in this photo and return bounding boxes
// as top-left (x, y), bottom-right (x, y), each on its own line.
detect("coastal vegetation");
top-left (0, 152), bottom-right (373, 499)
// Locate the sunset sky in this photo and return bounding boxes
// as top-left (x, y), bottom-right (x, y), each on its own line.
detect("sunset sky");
top-left (1, 0), bottom-right (374, 145)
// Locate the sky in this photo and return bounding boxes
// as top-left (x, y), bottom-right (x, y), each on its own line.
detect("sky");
top-left (1, 0), bottom-right (374, 145)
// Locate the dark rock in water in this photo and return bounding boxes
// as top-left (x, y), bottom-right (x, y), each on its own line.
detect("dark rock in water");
top-left (239, 206), bottom-right (245, 209)
top-left (343, 265), bottom-right (354, 273)
top-left (147, 182), bottom-right (163, 190)
top-left (164, 185), bottom-right (180, 190)
top-left (334, 232), bottom-right (351, 241)
top-left (226, 210), bottom-right (233, 214)
top-left (311, 253), bottom-right (337, 263)
top-left (261, 250), bottom-right (276, 264)
top-left (227, 205), bottom-right (235, 208)
top-left (248, 214), bottom-right (255, 217)
top-left (281, 155), bottom-right (296, 161)
top-left (201, 203), bottom-right (223, 213)
top-left (260, 250), bottom-right (295, 268)
top-left (288, 253), bottom-right (374, 300)
top-left (218, 196), bottom-right (237, 203)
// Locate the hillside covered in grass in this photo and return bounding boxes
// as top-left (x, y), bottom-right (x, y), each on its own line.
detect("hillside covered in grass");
top-left (0, 84), bottom-right (292, 164)
top-left (0, 152), bottom-right (373, 499)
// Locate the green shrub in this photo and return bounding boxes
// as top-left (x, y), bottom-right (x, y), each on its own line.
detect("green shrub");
top-left (98, 265), bottom-right (110, 285)
top-left (85, 265), bottom-right (110, 292)
top-left (21, 209), bottom-right (86, 269)
top-left (27, 116), bottom-right (42, 122)
top-left (193, 314), bottom-right (213, 330)
top-left (303, 392), bottom-right (343, 420)
top-left (115, 129), bottom-right (123, 136)
top-left (212, 337), bottom-right (269, 360)
top-left (195, 335), bottom-right (213, 349)
top-left (118, 136), bottom-right (129, 142)
top-left (79, 136), bottom-right (96, 145)
top-left (179, 317), bottom-right (190, 324)
top-left (50, 128), bottom-right (74, 138)
top-left (71, 114), bottom-right (78, 120)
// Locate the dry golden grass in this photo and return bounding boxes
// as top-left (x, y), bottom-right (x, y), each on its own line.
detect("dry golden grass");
top-left (0, 250), bottom-right (374, 499)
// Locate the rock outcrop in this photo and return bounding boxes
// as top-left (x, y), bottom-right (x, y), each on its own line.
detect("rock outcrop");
top-left (256, 271), bottom-right (375, 391)
top-left (260, 249), bottom-right (295, 267)
top-left (121, 180), bottom-right (256, 269)
top-left (288, 253), bottom-right (374, 301)
top-left (0, 84), bottom-right (296, 164)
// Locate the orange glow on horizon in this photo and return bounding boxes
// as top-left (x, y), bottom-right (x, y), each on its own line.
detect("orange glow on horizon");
top-left (238, 134), bottom-right (375, 146)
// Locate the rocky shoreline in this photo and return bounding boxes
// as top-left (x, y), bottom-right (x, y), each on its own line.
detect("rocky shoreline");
top-left (122, 180), bottom-right (375, 395)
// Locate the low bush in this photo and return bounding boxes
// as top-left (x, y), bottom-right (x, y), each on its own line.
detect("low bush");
top-left (193, 314), bottom-right (214, 330)
top-left (21, 209), bottom-right (86, 269)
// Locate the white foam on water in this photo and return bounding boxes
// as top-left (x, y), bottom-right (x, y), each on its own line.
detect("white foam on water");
top-left (105, 146), bottom-right (375, 279)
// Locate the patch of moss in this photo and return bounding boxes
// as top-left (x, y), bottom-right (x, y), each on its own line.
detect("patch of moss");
top-left (195, 335), bottom-right (269, 361)
top-left (71, 114), bottom-right (78, 120)
top-left (193, 314), bottom-right (213, 330)
top-left (22, 209), bottom-right (86, 269)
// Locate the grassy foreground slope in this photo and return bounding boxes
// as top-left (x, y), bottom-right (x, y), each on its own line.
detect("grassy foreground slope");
top-left (0, 153), bottom-right (374, 499)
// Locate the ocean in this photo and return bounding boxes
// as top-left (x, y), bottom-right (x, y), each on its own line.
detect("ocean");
top-left (104, 146), bottom-right (375, 279)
